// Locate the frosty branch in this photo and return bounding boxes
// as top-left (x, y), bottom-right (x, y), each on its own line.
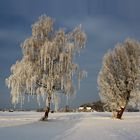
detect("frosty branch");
top-left (6, 15), bottom-right (87, 120)
top-left (98, 39), bottom-right (140, 119)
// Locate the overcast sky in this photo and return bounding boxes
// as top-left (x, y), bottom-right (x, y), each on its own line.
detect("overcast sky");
top-left (0, 0), bottom-right (140, 109)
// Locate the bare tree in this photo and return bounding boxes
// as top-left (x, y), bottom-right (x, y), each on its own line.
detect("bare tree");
top-left (6, 15), bottom-right (86, 120)
top-left (98, 39), bottom-right (140, 119)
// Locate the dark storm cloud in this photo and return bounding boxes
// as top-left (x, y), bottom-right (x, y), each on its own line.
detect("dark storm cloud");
top-left (0, 0), bottom-right (140, 108)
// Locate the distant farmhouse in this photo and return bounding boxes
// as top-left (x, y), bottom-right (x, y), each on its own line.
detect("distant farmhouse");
top-left (78, 106), bottom-right (93, 112)
top-left (78, 101), bottom-right (104, 112)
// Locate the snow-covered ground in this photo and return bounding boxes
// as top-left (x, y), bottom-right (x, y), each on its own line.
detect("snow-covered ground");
top-left (0, 111), bottom-right (140, 140)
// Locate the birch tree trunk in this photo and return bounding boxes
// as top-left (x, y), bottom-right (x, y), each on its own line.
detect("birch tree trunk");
top-left (116, 107), bottom-right (125, 119)
top-left (116, 92), bottom-right (130, 119)
top-left (41, 93), bottom-right (51, 121)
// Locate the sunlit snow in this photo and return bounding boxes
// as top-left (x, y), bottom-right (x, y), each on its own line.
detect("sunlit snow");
top-left (0, 111), bottom-right (140, 140)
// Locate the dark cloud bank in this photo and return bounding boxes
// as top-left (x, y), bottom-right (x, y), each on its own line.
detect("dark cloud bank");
top-left (0, 0), bottom-right (140, 109)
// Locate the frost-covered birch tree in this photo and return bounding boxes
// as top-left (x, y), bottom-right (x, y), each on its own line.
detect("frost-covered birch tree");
top-left (98, 39), bottom-right (140, 119)
top-left (6, 15), bottom-right (86, 120)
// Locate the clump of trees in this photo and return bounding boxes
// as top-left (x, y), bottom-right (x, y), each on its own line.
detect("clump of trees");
top-left (6, 15), bottom-right (86, 120)
top-left (80, 100), bottom-right (104, 112)
top-left (98, 39), bottom-right (140, 119)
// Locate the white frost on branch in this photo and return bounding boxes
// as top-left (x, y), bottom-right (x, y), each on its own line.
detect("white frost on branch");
top-left (6, 15), bottom-right (86, 108)
top-left (98, 39), bottom-right (140, 112)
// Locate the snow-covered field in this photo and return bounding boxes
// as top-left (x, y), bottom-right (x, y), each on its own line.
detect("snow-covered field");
top-left (0, 111), bottom-right (140, 140)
